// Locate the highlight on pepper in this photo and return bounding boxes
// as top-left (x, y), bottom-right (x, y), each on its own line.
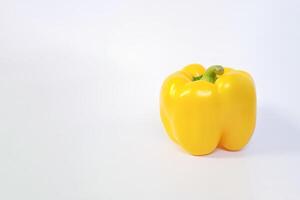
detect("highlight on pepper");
top-left (160, 64), bottom-right (256, 155)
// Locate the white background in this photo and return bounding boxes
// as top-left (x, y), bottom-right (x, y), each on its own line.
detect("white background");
top-left (1, 0), bottom-right (300, 199)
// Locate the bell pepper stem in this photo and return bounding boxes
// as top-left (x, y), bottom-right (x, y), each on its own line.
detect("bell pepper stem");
top-left (193, 65), bottom-right (224, 83)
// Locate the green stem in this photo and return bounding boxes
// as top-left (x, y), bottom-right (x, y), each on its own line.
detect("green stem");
top-left (193, 65), bottom-right (224, 83)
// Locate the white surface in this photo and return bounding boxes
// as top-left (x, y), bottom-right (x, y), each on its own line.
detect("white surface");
top-left (1, 0), bottom-right (300, 199)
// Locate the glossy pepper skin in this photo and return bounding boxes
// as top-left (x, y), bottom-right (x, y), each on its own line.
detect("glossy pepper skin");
top-left (160, 64), bottom-right (256, 155)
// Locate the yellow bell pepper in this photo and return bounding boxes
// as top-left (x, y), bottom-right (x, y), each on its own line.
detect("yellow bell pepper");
top-left (160, 64), bottom-right (256, 155)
